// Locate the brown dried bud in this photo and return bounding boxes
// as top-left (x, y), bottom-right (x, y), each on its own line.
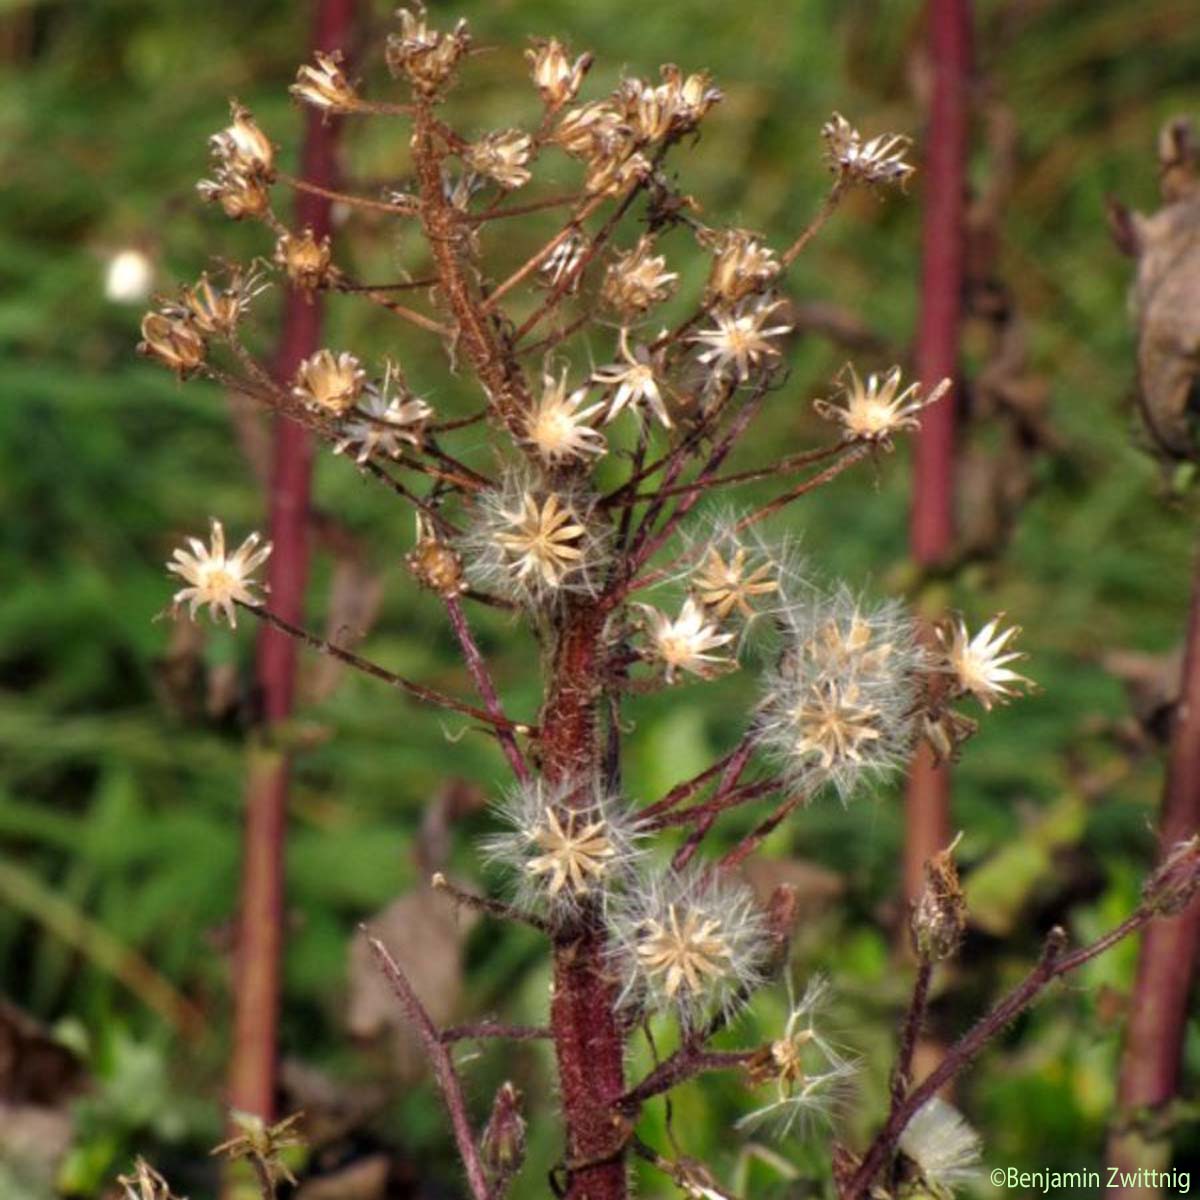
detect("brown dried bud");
top-left (526, 38), bottom-right (591, 110)
top-left (1142, 835), bottom-right (1200, 916)
top-left (138, 312), bottom-right (206, 377)
top-left (463, 130), bottom-right (534, 190)
top-left (291, 49), bottom-right (359, 113)
top-left (386, 7), bottom-right (471, 97)
top-left (552, 100), bottom-right (627, 160)
top-left (210, 102), bottom-right (275, 179)
top-left (921, 707), bottom-right (978, 764)
top-left (703, 227), bottom-right (781, 306)
top-left (275, 228), bottom-right (336, 294)
top-left (175, 269), bottom-right (264, 337)
top-left (407, 531), bottom-right (467, 597)
top-left (480, 1082), bottom-right (526, 1178)
top-left (910, 834), bottom-right (966, 963)
top-left (600, 236), bottom-right (678, 316)
top-left (197, 169), bottom-right (272, 221)
top-left (291, 349), bottom-right (365, 416)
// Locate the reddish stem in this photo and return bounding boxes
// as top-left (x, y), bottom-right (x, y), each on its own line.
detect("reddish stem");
top-left (228, 0), bottom-right (356, 1124)
top-left (1108, 549), bottom-right (1200, 1191)
top-left (904, 0), bottom-right (972, 915)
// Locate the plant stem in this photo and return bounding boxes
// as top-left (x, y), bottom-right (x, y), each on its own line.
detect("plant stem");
top-left (1107, 548), bottom-right (1200, 1193)
top-left (228, 0), bottom-right (356, 1129)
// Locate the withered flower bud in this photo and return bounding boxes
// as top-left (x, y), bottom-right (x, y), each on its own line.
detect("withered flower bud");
top-left (1142, 835), bottom-right (1200, 916)
top-left (291, 349), bottom-right (366, 416)
top-left (275, 227), bottom-right (336, 294)
top-left (407, 527), bottom-right (467, 597)
top-left (480, 1081), bottom-right (526, 1178)
top-left (386, 6), bottom-right (471, 97)
top-left (703, 227), bottom-right (781, 305)
top-left (910, 834), bottom-right (967, 963)
top-left (138, 311), bottom-right (206, 377)
top-left (921, 707), bottom-right (979, 764)
top-left (552, 101), bottom-right (627, 160)
top-left (463, 130), bottom-right (534, 190)
top-left (210, 102), bottom-right (275, 179)
top-left (291, 50), bottom-right (360, 112)
top-left (584, 148), bottom-right (650, 198)
top-left (175, 268), bottom-right (266, 337)
top-left (197, 168), bottom-right (272, 221)
top-left (601, 235), bottom-right (678, 316)
top-left (526, 38), bottom-right (591, 110)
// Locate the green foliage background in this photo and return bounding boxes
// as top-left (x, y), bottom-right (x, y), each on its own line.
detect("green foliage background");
top-left (1, 0), bottom-right (1198, 1196)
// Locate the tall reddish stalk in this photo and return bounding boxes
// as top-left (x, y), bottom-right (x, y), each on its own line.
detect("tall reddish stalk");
top-left (904, 0), bottom-right (972, 907)
top-left (228, 0), bottom-right (357, 1122)
top-left (1107, 552), bottom-right (1200, 1193)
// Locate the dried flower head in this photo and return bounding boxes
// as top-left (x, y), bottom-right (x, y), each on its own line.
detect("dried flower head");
top-left (814, 364), bottom-right (950, 448)
top-left (210, 102), bottom-right (275, 179)
top-left (898, 1097), bottom-right (982, 1197)
top-left (275, 227), bottom-right (336, 293)
top-left (703, 227), bottom-right (781, 306)
top-left (485, 779), bottom-right (640, 914)
top-left (552, 100), bottom-right (628, 160)
top-left (117, 1158), bottom-right (183, 1200)
top-left (760, 589), bottom-right (921, 800)
top-left (526, 38), bottom-right (591, 109)
top-left (291, 348), bottom-right (367, 416)
top-left (291, 49), bottom-right (360, 112)
top-left (334, 362), bottom-right (433, 463)
top-left (196, 166), bottom-right (271, 221)
top-left (406, 517), bottom-right (467, 598)
top-left (640, 597), bottom-right (735, 682)
top-left (690, 296), bottom-right (792, 383)
top-left (138, 311), bottom-right (206, 377)
top-left (464, 475), bottom-right (608, 604)
top-left (601, 235), bottom-right (678, 316)
top-left (171, 267), bottom-right (268, 338)
top-left (167, 519), bottom-right (271, 628)
top-left (386, 6), bottom-right (472, 96)
top-left (619, 65), bottom-right (722, 141)
top-left (612, 868), bottom-right (768, 1024)
top-left (464, 130), bottom-right (535, 190)
top-left (738, 976), bottom-right (858, 1137)
top-left (937, 616), bottom-right (1032, 710)
top-left (585, 147), bottom-right (651, 198)
top-left (822, 112), bottom-right (915, 189)
top-left (692, 543), bottom-right (779, 621)
top-left (211, 1110), bottom-right (304, 1190)
top-left (592, 328), bottom-right (671, 427)
top-left (522, 367), bottom-right (607, 463)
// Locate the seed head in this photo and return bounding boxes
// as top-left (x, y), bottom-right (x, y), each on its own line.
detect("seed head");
top-left (584, 146), bottom-right (651, 197)
top-left (814, 364), bottom-right (949, 448)
top-left (167, 518), bottom-right (271, 628)
top-left (209, 102), bottom-right (275, 179)
top-left (334, 362), bottom-right (433, 463)
top-left (291, 49), bottom-right (360, 112)
top-left (601, 235), bottom-right (678, 316)
top-left (822, 112), bottom-right (915, 189)
top-left (592, 328), bottom-right (671, 427)
top-left (937, 615), bottom-right (1032, 710)
top-left (138, 311), bottom-right (206, 377)
top-left (170, 267), bottom-right (268, 338)
top-left (386, 6), bottom-right (471, 96)
top-left (690, 296), bottom-right (792, 383)
top-left (464, 130), bottom-right (534, 190)
top-left (197, 166), bottom-right (271, 221)
top-left (611, 867), bottom-right (769, 1025)
top-left (526, 38), bottom-right (591, 109)
top-left (640, 597), bottom-right (736, 683)
top-left (275, 227), bottom-right (336, 294)
top-left (552, 100), bottom-right (627, 160)
top-left (898, 1097), bottom-right (982, 1196)
top-left (703, 227), bottom-right (781, 306)
top-left (522, 367), bottom-right (607, 463)
top-left (291, 348), bottom-right (367, 416)
top-left (692, 543), bottom-right (779, 621)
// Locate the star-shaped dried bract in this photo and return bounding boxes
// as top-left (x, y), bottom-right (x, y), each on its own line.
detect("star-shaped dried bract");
top-left (637, 904), bottom-right (733, 999)
top-left (167, 518), bottom-right (271, 628)
top-left (525, 806), bottom-right (617, 897)
top-left (495, 492), bottom-right (588, 589)
top-left (692, 546), bottom-right (778, 620)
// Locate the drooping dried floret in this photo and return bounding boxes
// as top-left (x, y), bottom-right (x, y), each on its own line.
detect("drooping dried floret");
top-left (690, 296), bottom-right (792, 383)
top-left (522, 366), bottom-right (607, 463)
top-left (584, 147), bottom-right (651, 198)
top-left (814, 363), bottom-right (949, 448)
top-left (552, 100), bottom-right (628, 160)
top-left (526, 37), bottom-right (591, 110)
top-left (485, 778), bottom-right (641, 915)
top-left (592, 328), bottom-right (671, 427)
top-left (464, 130), bottom-right (535, 190)
top-left (209, 101), bottom-right (276, 179)
top-left (738, 976), bottom-right (858, 1137)
top-left (291, 50), bottom-right (360, 112)
top-left (601, 236), bottom-right (678, 317)
top-left (760, 588), bottom-right (922, 800)
top-left (937, 616), bottom-right (1032, 710)
top-left (138, 311), bottom-right (206, 377)
top-left (167, 518), bottom-right (272, 628)
top-left (168, 267), bottom-right (269, 338)
top-left (610, 867), bottom-right (769, 1025)
top-left (822, 111), bottom-right (915, 189)
top-left (291, 349), bottom-right (367, 416)
top-left (702, 227), bottom-right (781, 306)
top-left (639, 597), bottom-right (735, 682)
top-left (196, 166), bottom-right (271, 221)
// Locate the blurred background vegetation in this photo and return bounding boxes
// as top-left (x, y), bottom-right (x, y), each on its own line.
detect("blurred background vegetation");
top-left (2, 0), bottom-right (1198, 1196)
